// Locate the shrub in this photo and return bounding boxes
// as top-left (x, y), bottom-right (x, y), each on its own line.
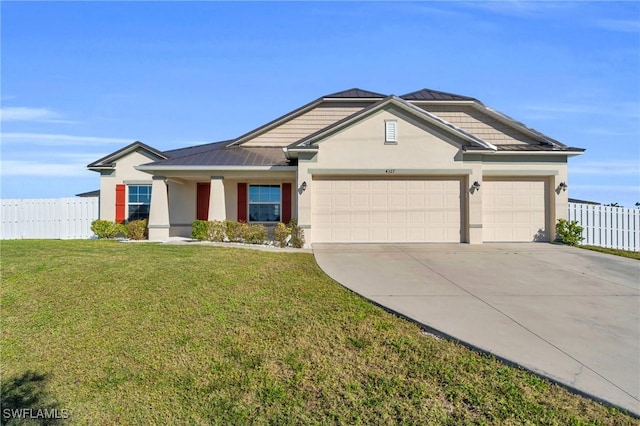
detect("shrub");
top-left (274, 222), bottom-right (291, 248)
top-left (191, 220), bottom-right (209, 240)
top-left (91, 220), bottom-right (127, 239)
top-left (225, 220), bottom-right (245, 243)
top-left (556, 219), bottom-right (584, 246)
top-left (207, 221), bottom-right (226, 242)
top-left (288, 219), bottom-right (305, 248)
top-left (126, 219), bottom-right (148, 240)
top-left (245, 224), bottom-right (268, 244)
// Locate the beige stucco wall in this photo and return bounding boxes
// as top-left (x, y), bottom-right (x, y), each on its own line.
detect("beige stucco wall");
top-left (98, 150), bottom-right (158, 221)
top-left (296, 105), bottom-right (568, 245)
top-left (296, 106), bottom-right (482, 245)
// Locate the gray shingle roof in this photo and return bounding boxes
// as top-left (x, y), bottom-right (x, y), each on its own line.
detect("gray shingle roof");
top-left (401, 88), bottom-right (478, 102)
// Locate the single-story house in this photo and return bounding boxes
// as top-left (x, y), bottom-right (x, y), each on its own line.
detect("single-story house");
top-left (88, 88), bottom-right (584, 245)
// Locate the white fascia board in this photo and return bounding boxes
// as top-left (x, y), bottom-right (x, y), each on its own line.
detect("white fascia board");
top-left (135, 165), bottom-right (298, 171)
top-left (283, 146), bottom-right (318, 160)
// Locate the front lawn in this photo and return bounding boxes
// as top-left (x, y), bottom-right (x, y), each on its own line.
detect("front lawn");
top-left (0, 241), bottom-right (634, 424)
top-left (578, 245), bottom-right (640, 260)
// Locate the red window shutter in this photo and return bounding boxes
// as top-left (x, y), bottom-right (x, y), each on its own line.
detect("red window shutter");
top-left (115, 184), bottom-right (126, 223)
top-left (196, 183), bottom-right (210, 220)
top-left (282, 182), bottom-right (292, 224)
top-left (237, 183), bottom-right (247, 222)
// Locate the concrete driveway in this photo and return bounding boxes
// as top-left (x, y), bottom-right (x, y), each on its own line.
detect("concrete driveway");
top-left (313, 243), bottom-right (640, 415)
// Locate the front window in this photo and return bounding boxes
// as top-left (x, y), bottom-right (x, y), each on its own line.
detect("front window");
top-left (248, 185), bottom-right (280, 222)
top-left (128, 185), bottom-right (152, 221)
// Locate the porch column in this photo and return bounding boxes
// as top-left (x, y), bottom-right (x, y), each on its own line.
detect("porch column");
top-left (207, 176), bottom-right (226, 221)
top-left (148, 175), bottom-right (170, 240)
top-left (466, 162), bottom-right (483, 244)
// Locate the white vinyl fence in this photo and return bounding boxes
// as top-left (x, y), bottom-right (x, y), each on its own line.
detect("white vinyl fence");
top-left (1, 198), bottom-right (99, 240)
top-left (568, 202), bottom-right (640, 251)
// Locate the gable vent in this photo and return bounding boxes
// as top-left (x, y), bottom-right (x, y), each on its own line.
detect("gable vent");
top-left (385, 120), bottom-right (397, 143)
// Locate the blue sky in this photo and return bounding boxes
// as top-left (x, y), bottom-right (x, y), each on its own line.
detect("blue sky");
top-left (1, 1), bottom-right (639, 207)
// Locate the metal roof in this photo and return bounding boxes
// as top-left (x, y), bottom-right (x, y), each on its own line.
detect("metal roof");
top-left (401, 88), bottom-right (478, 102)
top-left (323, 88), bottom-right (386, 98)
top-left (143, 142), bottom-right (290, 167)
top-left (463, 144), bottom-right (584, 152)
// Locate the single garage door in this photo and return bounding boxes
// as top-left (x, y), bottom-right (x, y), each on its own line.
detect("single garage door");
top-left (313, 178), bottom-right (462, 243)
top-left (483, 178), bottom-right (548, 242)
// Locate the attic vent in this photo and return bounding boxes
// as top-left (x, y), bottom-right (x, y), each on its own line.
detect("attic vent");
top-left (385, 120), bottom-right (397, 144)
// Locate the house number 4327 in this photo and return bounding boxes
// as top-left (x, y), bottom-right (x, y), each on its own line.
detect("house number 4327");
top-left (385, 169), bottom-right (396, 174)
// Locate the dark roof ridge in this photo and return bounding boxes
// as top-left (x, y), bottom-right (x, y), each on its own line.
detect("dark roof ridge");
top-left (323, 88), bottom-right (386, 98)
top-left (401, 88), bottom-right (479, 102)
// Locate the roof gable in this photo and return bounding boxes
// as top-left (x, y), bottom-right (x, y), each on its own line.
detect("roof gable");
top-left (87, 141), bottom-right (166, 169)
top-left (288, 96), bottom-right (496, 151)
top-left (230, 89), bottom-right (385, 147)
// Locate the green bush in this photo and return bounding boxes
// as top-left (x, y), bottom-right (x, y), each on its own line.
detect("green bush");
top-left (288, 219), bottom-right (305, 248)
top-left (191, 219), bottom-right (304, 248)
top-left (224, 221), bottom-right (244, 242)
top-left (126, 219), bottom-right (148, 240)
top-left (274, 222), bottom-right (291, 248)
top-left (555, 218), bottom-right (584, 246)
top-left (91, 220), bottom-right (127, 239)
top-left (245, 224), bottom-right (267, 244)
top-left (207, 221), bottom-right (226, 242)
top-left (191, 220), bottom-right (209, 240)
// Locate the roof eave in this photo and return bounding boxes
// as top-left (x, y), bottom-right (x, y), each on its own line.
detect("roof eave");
top-left (135, 165), bottom-right (297, 172)
top-left (487, 150), bottom-right (585, 156)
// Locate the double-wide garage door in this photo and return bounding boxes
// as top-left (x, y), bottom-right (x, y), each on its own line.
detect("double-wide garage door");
top-left (313, 178), bottom-right (462, 243)
top-left (482, 178), bottom-right (548, 242)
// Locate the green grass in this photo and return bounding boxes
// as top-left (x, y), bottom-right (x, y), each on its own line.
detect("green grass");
top-left (578, 245), bottom-right (640, 260)
top-left (1, 240), bottom-right (635, 424)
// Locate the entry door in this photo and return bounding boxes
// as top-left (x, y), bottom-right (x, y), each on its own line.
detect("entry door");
top-left (196, 183), bottom-right (210, 220)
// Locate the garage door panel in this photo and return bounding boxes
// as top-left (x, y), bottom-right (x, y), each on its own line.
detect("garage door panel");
top-left (313, 178), bottom-right (462, 243)
top-left (483, 178), bottom-right (548, 242)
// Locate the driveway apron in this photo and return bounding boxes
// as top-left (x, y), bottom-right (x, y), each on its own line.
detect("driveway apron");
top-left (313, 243), bottom-right (640, 415)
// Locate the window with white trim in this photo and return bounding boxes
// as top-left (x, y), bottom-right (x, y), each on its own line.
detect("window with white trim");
top-left (385, 120), bottom-right (397, 144)
top-left (128, 185), bottom-right (152, 221)
top-left (248, 185), bottom-right (281, 222)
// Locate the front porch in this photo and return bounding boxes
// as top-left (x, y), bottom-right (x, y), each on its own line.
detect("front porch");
top-left (146, 170), bottom-right (297, 240)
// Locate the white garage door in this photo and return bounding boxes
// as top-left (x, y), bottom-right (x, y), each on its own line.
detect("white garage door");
top-left (483, 178), bottom-right (548, 242)
top-left (313, 178), bottom-right (462, 243)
